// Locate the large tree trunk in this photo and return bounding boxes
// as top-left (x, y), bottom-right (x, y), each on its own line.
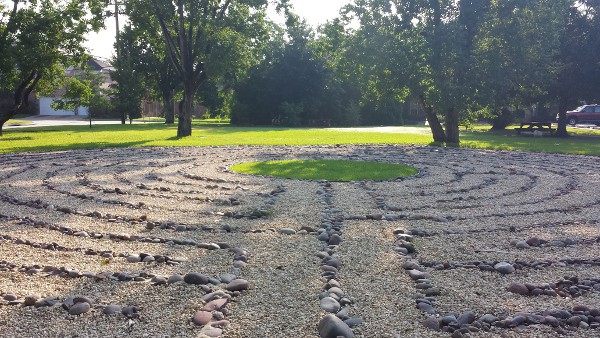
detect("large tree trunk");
top-left (0, 71), bottom-right (40, 136)
top-left (162, 90), bottom-right (175, 125)
top-left (444, 107), bottom-right (460, 144)
top-left (419, 94), bottom-right (447, 143)
top-left (177, 87), bottom-right (193, 137)
top-left (0, 113), bottom-right (10, 136)
top-left (555, 99), bottom-right (569, 137)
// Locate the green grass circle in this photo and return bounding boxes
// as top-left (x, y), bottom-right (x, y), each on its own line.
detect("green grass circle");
top-left (230, 159), bottom-right (419, 182)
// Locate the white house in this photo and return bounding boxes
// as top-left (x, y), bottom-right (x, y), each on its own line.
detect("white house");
top-left (38, 59), bottom-right (113, 116)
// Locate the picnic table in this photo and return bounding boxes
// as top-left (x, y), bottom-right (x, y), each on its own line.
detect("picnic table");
top-left (515, 121), bottom-right (555, 135)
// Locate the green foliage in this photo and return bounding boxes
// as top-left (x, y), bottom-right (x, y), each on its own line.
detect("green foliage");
top-left (233, 12), bottom-right (357, 126)
top-left (52, 67), bottom-right (106, 114)
top-left (230, 160), bottom-right (419, 181)
top-left (279, 101), bottom-right (303, 127)
top-left (150, 0), bottom-right (270, 136)
top-left (0, 0), bottom-right (106, 134)
top-left (110, 27), bottom-right (147, 122)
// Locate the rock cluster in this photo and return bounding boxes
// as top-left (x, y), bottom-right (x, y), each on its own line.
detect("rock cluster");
top-left (315, 181), bottom-right (359, 338)
top-left (508, 277), bottom-right (600, 297)
top-left (1, 293), bottom-right (138, 318)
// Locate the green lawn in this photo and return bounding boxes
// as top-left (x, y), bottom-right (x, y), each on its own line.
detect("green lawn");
top-left (1, 121), bottom-right (599, 156)
top-left (230, 160), bottom-right (419, 181)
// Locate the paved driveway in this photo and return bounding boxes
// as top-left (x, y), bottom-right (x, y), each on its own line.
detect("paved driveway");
top-left (6, 115), bottom-right (149, 128)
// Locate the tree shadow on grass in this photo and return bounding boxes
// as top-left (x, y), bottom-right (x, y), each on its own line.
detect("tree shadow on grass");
top-left (1, 136), bottom-right (33, 141)
top-left (7, 141), bottom-right (150, 154)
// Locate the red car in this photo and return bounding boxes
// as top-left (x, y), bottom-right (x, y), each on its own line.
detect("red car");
top-left (558, 104), bottom-right (600, 126)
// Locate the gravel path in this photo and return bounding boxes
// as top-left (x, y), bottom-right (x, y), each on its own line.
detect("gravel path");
top-left (1, 145), bottom-right (599, 337)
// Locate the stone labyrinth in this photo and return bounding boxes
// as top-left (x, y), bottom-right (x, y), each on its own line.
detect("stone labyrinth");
top-left (1, 145), bottom-right (599, 338)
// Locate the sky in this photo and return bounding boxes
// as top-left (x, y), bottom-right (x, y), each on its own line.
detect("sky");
top-left (84, 0), bottom-right (351, 61)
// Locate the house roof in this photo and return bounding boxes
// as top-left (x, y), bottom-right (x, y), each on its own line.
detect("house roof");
top-left (87, 59), bottom-right (111, 71)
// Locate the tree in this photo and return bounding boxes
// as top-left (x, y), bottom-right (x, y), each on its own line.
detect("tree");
top-left (51, 67), bottom-right (108, 128)
top-left (124, 0), bottom-right (181, 124)
top-left (151, 0), bottom-right (270, 137)
top-left (345, 0), bottom-right (572, 143)
top-left (234, 9), bottom-right (366, 127)
top-left (110, 27), bottom-right (147, 124)
top-left (550, 1), bottom-right (600, 137)
top-left (0, 0), bottom-right (106, 136)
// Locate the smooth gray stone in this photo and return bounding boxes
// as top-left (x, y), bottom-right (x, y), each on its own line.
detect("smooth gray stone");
top-left (220, 273), bottom-right (236, 283)
top-left (280, 228), bottom-right (297, 235)
top-left (226, 279), bottom-right (250, 291)
top-left (328, 287), bottom-right (344, 298)
top-left (167, 274), bottom-right (184, 284)
top-left (457, 311), bottom-right (475, 325)
top-left (417, 302), bottom-right (436, 314)
top-left (184, 272), bottom-right (209, 285)
top-left (317, 232), bottom-right (329, 242)
top-left (318, 314), bottom-right (354, 338)
top-left (423, 316), bottom-right (440, 331)
top-left (328, 234), bottom-right (342, 245)
top-left (103, 304), bottom-right (122, 315)
top-left (126, 255), bottom-right (141, 263)
top-left (515, 241), bottom-right (530, 249)
top-left (320, 297), bottom-right (341, 313)
top-left (494, 262), bottom-right (515, 274)
top-left (69, 302), bottom-right (90, 315)
top-left (479, 314), bottom-right (498, 323)
top-left (407, 269), bottom-right (431, 280)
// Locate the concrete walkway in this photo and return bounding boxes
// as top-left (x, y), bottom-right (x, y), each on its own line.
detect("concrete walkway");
top-left (5, 115), bottom-right (161, 129)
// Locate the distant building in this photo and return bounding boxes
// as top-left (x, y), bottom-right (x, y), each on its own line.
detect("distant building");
top-left (38, 59), bottom-right (114, 116)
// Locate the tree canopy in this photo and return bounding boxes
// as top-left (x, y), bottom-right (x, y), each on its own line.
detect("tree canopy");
top-left (0, 0), bottom-right (106, 136)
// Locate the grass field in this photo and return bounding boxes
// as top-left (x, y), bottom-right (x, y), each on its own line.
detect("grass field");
top-left (230, 159), bottom-right (419, 181)
top-left (1, 121), bottom-right (599, 156)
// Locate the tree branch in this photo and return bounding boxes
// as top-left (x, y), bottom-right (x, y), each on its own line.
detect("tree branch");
top-left (153, 0), bottom-right (184, 75)
top-left (218, 0), bottom-right (232, 20)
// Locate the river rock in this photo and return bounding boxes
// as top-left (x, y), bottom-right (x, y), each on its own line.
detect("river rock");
top-left (423, 316), bottom-right (440, 331)
top-left (192, 310), bottom-right (212, 326)
top-left (320, 297), bottom-right (341, 313)
top-left (103, 304), bottom-right (121, 315)
top-left (494, 262), bottom-right (515, 274)
top-left (184, 272), bottom-right (209, 285)
top-left (508, 282), bottom-right (530, 295)
top-left (69, 302), bottom-right (91, 315)
top-left (318, 314), bottom-right (354, 338)
top-left (226, 279), bottom-right (250, 291)
top-left (202, 298), bottom-right (228, 312)
top-left (280, 228), bottom-right (296, 235)
top-left (457, 311), bottom-right (475, 325)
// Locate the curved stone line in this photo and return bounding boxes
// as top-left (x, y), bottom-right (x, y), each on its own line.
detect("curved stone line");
top-left (507, 276), bottom-right (600, 298)
top-left (0, 234), bottom-right (187, 266)
top-left (419, 256), bottom-right (600, 272)
top-left (361, 173), bottom-right (582, 213)
top-left (76, 171), bottom-right (236, 202)
top-left (404, 219), bottom-right (599, 237)
top-left (46, 171), bottom-right (233, 207)
top-left (422, 306), bottom-right (600, 334)
top-left (0, 191), bottom-right (247, 229)
top-left (13, 217), bottom-right (234, 249)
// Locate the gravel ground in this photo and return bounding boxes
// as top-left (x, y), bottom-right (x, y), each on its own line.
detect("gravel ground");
top-left (0, 145), bottom-right (599, 337)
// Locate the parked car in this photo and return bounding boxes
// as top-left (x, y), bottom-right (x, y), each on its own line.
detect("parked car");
top-left (557, 104), bottom-right (600, 125)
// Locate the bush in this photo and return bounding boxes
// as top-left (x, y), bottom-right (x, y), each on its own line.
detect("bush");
top-left (279, 101), bottom-right (303, 127)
